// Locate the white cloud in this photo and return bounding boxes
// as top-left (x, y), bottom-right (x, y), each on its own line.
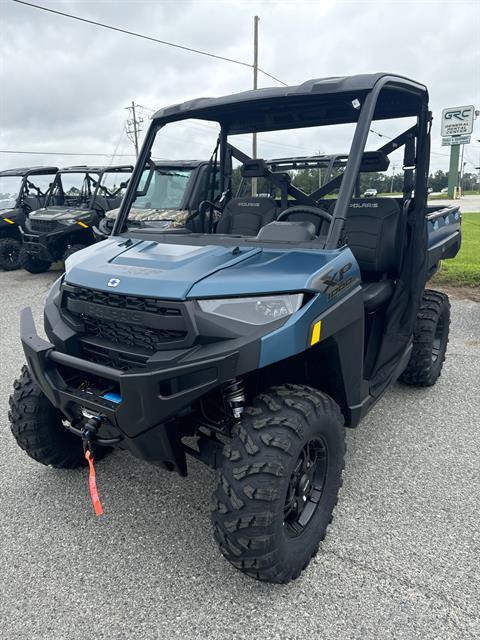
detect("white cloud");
top-left (1, 0), bottom-right (479, 172)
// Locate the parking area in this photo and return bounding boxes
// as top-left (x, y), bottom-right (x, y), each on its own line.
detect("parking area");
top-left (0, 268), bottom-right (479, 640)
top-left (428, 195), bottom-right (480, 212)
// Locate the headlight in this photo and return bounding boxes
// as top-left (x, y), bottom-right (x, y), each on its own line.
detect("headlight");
top-left (198, 294), bottom-right (303, 325)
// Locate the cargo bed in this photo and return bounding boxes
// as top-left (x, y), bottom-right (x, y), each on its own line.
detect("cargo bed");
top-left (426, 204), bottom-right (461, 277)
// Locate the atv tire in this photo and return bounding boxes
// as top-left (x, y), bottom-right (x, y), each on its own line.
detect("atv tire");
top-left (9, 365), bottom-right (108, 468)
top-left (20, 248), bottom-right (51, 274)
top-left (212, 384), bottom-right (345, 584)
top-left (63, 244), bottom-right (87, 262)
top-left (399, 289), bottom-right (450, 387)
top-left (0, 237), bottom-right (22, 271)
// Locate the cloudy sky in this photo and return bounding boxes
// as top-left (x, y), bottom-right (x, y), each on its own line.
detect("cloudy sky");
top-left (1, 0), bottom-right (479, 175)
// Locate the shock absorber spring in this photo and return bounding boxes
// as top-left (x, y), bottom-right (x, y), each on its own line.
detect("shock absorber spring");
top-left (224, 378), bottom-right (245, 420)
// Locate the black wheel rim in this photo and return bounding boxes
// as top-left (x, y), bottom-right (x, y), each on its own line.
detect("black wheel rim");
top-left (2, 245), bottom-right (20, 266)
top-left (283, 438), bottom-right (328, 537)
top-left (432, 313), bottom-right (446, 362)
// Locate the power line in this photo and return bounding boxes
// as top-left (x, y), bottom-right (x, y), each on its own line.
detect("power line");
top-left (11, 0), bottom-right (288, 86)
top-left (0, 149), bottom-right (136, 157)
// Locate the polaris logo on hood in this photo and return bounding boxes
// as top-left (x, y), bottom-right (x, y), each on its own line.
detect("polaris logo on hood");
top-left (107, 278), bottom-right (121, 287)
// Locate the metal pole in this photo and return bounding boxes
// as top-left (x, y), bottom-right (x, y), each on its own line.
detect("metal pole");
top-left (447, 144), bottom-right (460, 198)
top-left (458, 144), bottom-right (465, 196)
top-left (131, 101), bottom-right (139, 157)
top-left (389, 163), bottom-right (397, 193)
top-left (252, 16), bottom-right (259, 196)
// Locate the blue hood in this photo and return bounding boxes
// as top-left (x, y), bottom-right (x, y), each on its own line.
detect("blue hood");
top-left (64, 236), bottom-right (351, 300)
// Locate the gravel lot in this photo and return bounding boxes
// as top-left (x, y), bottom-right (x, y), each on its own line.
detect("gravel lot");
top-left (0, 268), bottom-right (479, 640)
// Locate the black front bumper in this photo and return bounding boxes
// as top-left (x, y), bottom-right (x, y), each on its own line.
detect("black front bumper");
top-left (21, 224), bottom-right (90, 262)
top-left (21, 307), bottom-right (240, 475)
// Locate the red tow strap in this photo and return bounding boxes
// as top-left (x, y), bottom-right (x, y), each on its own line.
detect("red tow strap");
top-left (85, 450), bottom-right (103, 516)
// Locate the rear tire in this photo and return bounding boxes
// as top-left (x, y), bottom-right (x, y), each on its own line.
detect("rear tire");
top-left (399, 289), bottom-right (450, 387)
top-left (9, 365), bottom-right (108, 468)
top-left (20, 248), bottom-right (51, 273)
top-left (0, 237), bottom-right (22, 270)
top-left (212, 384), bottom-right (345, 583)
top-left (63, 244), bottom-right (87, 262)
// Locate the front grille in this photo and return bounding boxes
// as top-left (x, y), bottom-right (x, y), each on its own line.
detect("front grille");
top-left (64, 285), bottom-right (183, 316)
top-left (81, 342), bottom-right (149, 372)
top-left (29, 219), bottom-right (62, 233)
top-left (83, 317), bottom-right (186, 351)
top-left (62, 284), bottom-right (193, 355)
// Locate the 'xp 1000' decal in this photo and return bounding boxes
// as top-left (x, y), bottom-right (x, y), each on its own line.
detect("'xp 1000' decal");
top-left (319, 262), bottom-right (354, 299)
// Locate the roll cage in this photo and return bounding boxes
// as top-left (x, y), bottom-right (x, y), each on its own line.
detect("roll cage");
top-left (0, 166), bottom-right (58, 205)
top-left (46, 165), bottom-right (133, 210)
top-left (113, 73), bottom-right (430, 246)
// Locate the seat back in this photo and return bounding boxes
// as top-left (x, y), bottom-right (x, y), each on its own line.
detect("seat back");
top-left (216, 197), bottom-right (278, 235)
top-left (335, 198), bottom-right (404, 277)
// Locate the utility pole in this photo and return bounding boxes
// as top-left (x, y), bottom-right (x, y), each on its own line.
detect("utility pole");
top-left (252, 16), bottom-right (259, 196)
top-left (125, 101), bottom-right (143, 157)
top-left (390, 163), bottom-right (397, 193)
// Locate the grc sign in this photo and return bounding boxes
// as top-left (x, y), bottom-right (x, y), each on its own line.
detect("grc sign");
top-left (441, 105), bottom-right (475, 136)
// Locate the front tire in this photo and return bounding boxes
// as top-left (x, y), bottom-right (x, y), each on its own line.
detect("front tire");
top-left (399, 289), bottom-right (450, 387)
top-left (9, 365), bottom-right (107, 468)
top-left (212, 384), bottom-right (345, 583)
top-left (20, 248), bottom-right (51, 273)
top-left (0, 237), bottom-right (22, 270)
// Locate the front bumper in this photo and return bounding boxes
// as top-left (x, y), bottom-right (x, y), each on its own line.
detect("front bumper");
top-left (21, 307), bottom-right (240, 475)
top-left (21, 224), bottom-right (92, 262)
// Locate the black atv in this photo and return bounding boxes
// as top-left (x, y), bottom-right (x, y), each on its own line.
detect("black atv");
top-left (10, 73), bottom-right (461, 583)
top-left (20, 164), bottom-right (132, 273)
top-left (0, 166), bottom-right (57, 270)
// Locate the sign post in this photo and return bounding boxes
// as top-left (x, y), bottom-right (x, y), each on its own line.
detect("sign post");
top-left (447, 144), bottom-right (461, 198)
top-left (441, 105), bottom-right (475, 198)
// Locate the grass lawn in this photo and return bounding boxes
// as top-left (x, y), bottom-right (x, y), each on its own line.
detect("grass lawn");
top-left (433, 212), bottom-right (480, 287)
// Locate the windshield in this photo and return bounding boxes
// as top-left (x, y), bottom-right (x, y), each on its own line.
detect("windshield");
top-left (132, 167), bottom-right (193, 214)
top-left (0, 176), bottom-right (22, 209)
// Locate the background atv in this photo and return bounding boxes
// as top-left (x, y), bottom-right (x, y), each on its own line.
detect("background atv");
top-left (0, 166), bottom-right (57, 270)
top-left (21, 164), bottom-right (132, 273)
top-left (10, 73), bottom-right (461, 584)
top-left (96, 159), bottom-right (220, 238)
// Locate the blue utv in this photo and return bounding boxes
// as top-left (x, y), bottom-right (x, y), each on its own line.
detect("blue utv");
top-left (9, 73), bottom-right (461, 583)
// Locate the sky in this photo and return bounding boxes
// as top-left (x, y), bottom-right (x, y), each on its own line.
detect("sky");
top-left (1, 0), bottom-right (479, 176)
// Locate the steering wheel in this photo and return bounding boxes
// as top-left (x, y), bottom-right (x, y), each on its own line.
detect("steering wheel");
top-left (277, 205), bottom-right (332, 226)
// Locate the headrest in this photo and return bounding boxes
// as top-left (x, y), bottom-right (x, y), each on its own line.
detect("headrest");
top-left (223, 196), bottom-right (278, 215)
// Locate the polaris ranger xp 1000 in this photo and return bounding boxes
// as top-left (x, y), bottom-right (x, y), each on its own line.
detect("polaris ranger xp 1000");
top-left (21, 164), bottom-right (132, 273)
top-left (10, 74), bottom-right (461, 583)
top-left (0, 166), bottom-right (57, 270)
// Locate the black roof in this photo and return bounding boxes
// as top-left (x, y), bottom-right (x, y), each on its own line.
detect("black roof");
top-left (0, 166), bottom-right (58, 177)
top-left (152, 73), bottom-right (428, 134)
top-left (58, 164), bottom-right (133, 174)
